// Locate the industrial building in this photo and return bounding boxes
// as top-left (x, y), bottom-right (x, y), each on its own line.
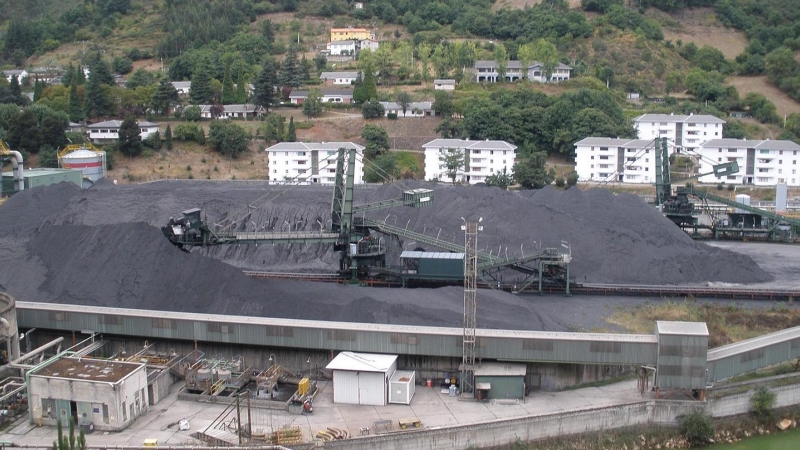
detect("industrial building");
top-left (573, 137), bottom-right (666, 183)
top-left (634, 113), bottom-right (725, 153)
top-left (697, 138), bottom-right (800, 186)
top-left (28, 357), bottom-right (149, 431)
top-left (422, 139), bottom-right (517, 184)
top-left (1, 168), bottom-right (83, 191)
top-left (265, 141), bottom-right (365, 184)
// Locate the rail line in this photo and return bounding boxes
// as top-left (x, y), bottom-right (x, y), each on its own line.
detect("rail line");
top-left (241, 271), bottom-right (800, 301)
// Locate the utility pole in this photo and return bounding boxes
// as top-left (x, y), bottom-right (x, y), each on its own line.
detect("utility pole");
top-left (460, 217), bottom-right (482, 398)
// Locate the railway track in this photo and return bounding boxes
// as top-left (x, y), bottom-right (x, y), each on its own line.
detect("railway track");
top-left (242, 271), bottom-right (800, 301)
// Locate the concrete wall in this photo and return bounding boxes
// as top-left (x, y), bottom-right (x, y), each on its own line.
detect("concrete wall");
top-left (323, 383), bottom-right (800, 450)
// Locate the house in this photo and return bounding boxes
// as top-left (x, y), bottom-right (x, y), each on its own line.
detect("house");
top-left (474, 60), bottom-right (572, 83)
top-left (330, 27), bottom-right (373, 42)
top-left (87, 120), bottom-right (160, 143)
top-left (197, 104), bottom-right (265, 119)
top-left (422, 139), bottom-right (517, 184)
top-left (66, 122), bottom-right (84, 133)
top-left (380, 101), bottom-right (433, 118)
top-left (2, 69), bottom-right (28, 82)
top-left (574, 137), bottom-right (668, 184)
top-left (327, 40), bottom-right (357, 56)
top-left (320, 71), bottom-right (359, 85)
top-left (698, 139), bottom-right (800, 187)
top-left (171, 81), bottom-right (191, 95)
top-left (359, 38), bottom-right (380, 53)
top-left (29, 67), bottom-right (62, 83)
top-left (434, 79), bottom-right (456, 91)
top-left (265, 141), bottom-right (365, 185)
top-left (28, 357), bottom-right (149, 431)
top-left (289, 89), bottom-right (353, 105)
top-left (634, 113), bottom-right (725, 153)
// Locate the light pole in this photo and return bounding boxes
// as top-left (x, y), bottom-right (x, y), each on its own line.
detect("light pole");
top-left (268, 353), bottom-right (277, 368)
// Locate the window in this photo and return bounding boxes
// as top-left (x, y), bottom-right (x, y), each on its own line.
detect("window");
top-left (728, 148), bottom-right (737, 152)
top-left (273, 169), bottom-right (276, 173)
top-left (718, 158), bottom-right (721, 162)
top-left (122, 402), bottom-right (127, 421)
top-left (600, 147), bottom-right (608, 151)
top-left (152, 318), bottom-right (176, 329)
top-left (590, 156), bottom-right (594, 160)
top-left (490, 150), bottom-right (494, 155)
top-left (599, 155), bottom-right (609, 160)
top-left (503, 151), bottom-right (507, 155)
top-left (473, 150), bottom-right (480, 154)
top-left (780, 151), bottom-right (783, 155)
top-left (590, 164), bottom-right (594, 168)
top-left (759, 149), bottom-right (770, 154)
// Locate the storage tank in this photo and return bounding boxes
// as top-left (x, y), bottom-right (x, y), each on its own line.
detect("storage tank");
top-left (0, 292), bottom-right (19, 361)
top-left (196, 367), bottom-right (212, 380)
top-left (217, 368), bottom-right (232, 381)
top-left (58, 145), bottom-right (107, 188)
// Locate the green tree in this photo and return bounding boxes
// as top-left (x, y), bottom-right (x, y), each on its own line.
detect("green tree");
top-left (52, 417), bottom-right (86, 450)
top-left (183, 105), bottom-right (201, 121)
top-left (485, 168), bottom-right (514, 189)
top-left (277, 45), bottom-right (303, 88)
top-left (361, 100), bottom-right (385, 119)
top-left (513, 151), bottom-right (555, 189)
top-left (253, 59), bottom-right (278, 112)
top-left (33, 79), bottom-right (44, 103)
top-left (68, 85), bottom-right (85, 123)
top-left (365, 152), bottom-right (400, 182)
top-left (261, 114), bottom-right (286, 143)
top-left (438, 148), bottom-right (465, 183)
top-left (417, 43), bottom-right (432, 82)
top-left (302, 89), bottom-right (323, 119)
top-left (396, 92), bottom-right (413, 116)
top-left (112, 56), bottom-right (134, 74)
top-left (117, 115), bottom-right (143, 157)
top-left (126, 69), bottom-right (156, 90)
top-left (151, 78), bottom-right (179, 116)
top-left (39, 145), bottom-right (59, 168)
top-left (84, 67), bottom-right (111, 119)
top-left (261, 19), bottom-right (276, 44)
top-left (363, 65), bottom-right (378, 100)
top-left (221, 64), bottom-right (237, 105)
top-left (89, 58), bottom-right (115, 86)
top-left (353, 72), bottom-right (368, 104)
top-left (287, 116), bottom-right (296, 142)
top-left (433, 90), bottom-right (455, 119)
top-left (678, 410), bottom-right (714, 447)
top-left (236, 71), bottom-right (248, 104)
top-left (314, 54), bottom-right (328, 73)
top-left (41, 116), bottom-right (68, 150)
top-left (493, 43), bottom-right (508, 81)
top-left (519, 39), bottom-right (559, 81)
top-left (6, 109), bottom-right (42, 154)
top-left (750, 386), bottom-right (776, 422)
top-left (189, 56), bottom-right (215, 105)
top-left (208, 119), bottom-right (250, 158)
top-left (165, 124), bottom-right (173, 150)
top-left (361, 124), bottom-right (390, 158)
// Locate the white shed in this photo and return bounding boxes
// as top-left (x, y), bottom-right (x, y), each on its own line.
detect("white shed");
top-left (326, 352), bottom-right (397, 406)
top-left (388, 370), bottom-right (416, 405)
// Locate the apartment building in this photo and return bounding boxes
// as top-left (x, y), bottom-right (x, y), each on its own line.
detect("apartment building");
top-left (698, 139), bottom-right (800, 187)
top-left (265, 142), bottom-right (365, 184)
top-left (634, 113), bottom-right (725, 153)
top-left (574, 137), bottom-right (671, 183)
top-left (422, 139), bottom-right (517, 184)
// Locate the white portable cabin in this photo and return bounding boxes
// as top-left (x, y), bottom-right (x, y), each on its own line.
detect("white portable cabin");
top-left (388, 370), bottom-right (416, 405)
top-left (326, 352), bottom-right (397, 406)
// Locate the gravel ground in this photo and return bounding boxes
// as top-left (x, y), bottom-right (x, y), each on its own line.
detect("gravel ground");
top-left (0, 180), bottom-right (783, 333)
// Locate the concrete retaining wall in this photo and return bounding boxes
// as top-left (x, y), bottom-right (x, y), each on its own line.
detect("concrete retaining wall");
top-left (324, 384), bottom-right (800, 450)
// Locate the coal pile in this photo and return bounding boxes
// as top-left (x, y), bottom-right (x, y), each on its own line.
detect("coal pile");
top-left (0, 180), bottom-right (771, 331)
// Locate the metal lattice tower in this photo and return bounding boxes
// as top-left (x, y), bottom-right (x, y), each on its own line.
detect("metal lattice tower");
top-left (460, 219), bottom-right (481, 397)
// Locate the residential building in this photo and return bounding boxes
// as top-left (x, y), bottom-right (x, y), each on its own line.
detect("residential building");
top-left (422, 139), bottom-right (517, 184)
top-left (197, 104), bottom-right (265, 119)
top-left (360, 38), bottom-right (380, 53)
top-left (171, 81), bottom-right (191, 95)
top-left (29, 67), bottom-right (62, 83)
top-left (265, 142), bottom-right (365, 184)
top-left (328, 40), bottom-right (357, 56)
top-left (434, 79), bottom-right (456, 91)
top-left (28, 357), bottom-right (149, 431)
top-left (633, 113), bottom-right (725, 153)
top-left (474, 60), bottom-right (572, 83)
top-left (574, 137), bottom-right (670, 184)
top-left (289, 89), bottom-right (353, 104)
top-left (330, 28), bottom-right (373, 42)
top-left (698, 139), bottom-right (800, 187)
top-left (320, 71), bottom-right (359, 85)
top-left (2, 69), bottom-right (28, 82)
top-left (380, 101), bottom-right (433, 118)
top-left (87, 120), bottom-right (160, 143)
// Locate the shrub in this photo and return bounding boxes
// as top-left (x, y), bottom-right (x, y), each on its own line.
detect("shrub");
top-left (678, 410), bottom-right (714, 446)
top-left (750, 386), bottom-right (776, 422)
top-left (184, 105), bottom-right (202, 122)
top-left (387, 112), bottom-right (398, 120)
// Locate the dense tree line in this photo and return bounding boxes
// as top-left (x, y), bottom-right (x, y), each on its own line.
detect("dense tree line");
top-left (157, 0), bottom-right (256, 58)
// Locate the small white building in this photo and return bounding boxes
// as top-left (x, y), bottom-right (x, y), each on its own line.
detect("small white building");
top-left (265, 141), bottom-right (365, 184)
top-left (574, 137), bottom-right (670, 183)
top-left (326, 352), bottom-right (397, 406)
top-left (2, 69), bottom-right (28, 82)
top-left (422, 139), bottom-right (517, 184)
top-left (289, 89), bottom-right (353, 104)
top-left (327, 40), bottom-right (357, 56)
top-left (434, 79), bottom-right (456, 91)
top-left (697, 138), bottom-right (800, 187)
top-left (197, 104), bottom-right (265, 119)
top-left (87, 120), bottom-right (160, 143)
top-left (171, 81), bottom-right (191, 95)
top-left (359, 38), bottom-right (380, 53)
top-left (380, 101), bottom-right (433, 118)
top-left (28, 357), bottom-right (149, 432)
top-left (320, 71), bottom-right (359, 85)
top-left (634, 113), bottom-right (725, 153)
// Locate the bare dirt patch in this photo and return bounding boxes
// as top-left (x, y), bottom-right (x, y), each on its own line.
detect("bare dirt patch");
top-left (662, 28), bottom-right (747, 59)
top-left (492, 0), bottom-right (582, 10)
top-left (727, 75), bottom-right (800, 118)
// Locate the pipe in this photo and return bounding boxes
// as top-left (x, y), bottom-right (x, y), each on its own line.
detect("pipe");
top-left (9, 150), bottom-right (24, 191)
top-left (9, 337), bottom-right (63, 365)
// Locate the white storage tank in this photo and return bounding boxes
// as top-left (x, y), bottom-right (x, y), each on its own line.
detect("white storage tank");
top-left (58, 145), bottom-right (107, 188)
top-left (217, 368), bottom-right (232, 381)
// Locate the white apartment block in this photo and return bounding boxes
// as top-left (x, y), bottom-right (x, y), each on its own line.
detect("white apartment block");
top-left (698, 139), bottom-right (800, 187)
top-left (265, 142), bottom-right (365, 185)
top-left (87, 120), bottom-right (160, 144)
top-left (574, 137), bottom-right (674, 183)
top-left (634, 113), bottom-right (725, 153)
top-left (422, 139), bottom-right (517, 184)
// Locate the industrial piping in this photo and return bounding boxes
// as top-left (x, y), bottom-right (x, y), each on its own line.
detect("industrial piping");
top-left (7, 150), bottom-right (24, 191)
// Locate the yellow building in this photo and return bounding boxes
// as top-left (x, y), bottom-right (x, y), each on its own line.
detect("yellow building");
top-left (330, 28), bottom-right (372, 42)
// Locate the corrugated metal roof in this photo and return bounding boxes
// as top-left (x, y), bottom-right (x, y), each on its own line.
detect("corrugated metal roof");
top-left (400, 251), bottom-right (464, 260)
top-left (634, 113), bottom-right (725, 124)
top-left (707, 324), bottom-right (800, 361)
top-left (326, 351), bottom-right (397, 372)
top-left (472, 362), bottom-right (526, 376)
top-left (656, 321), bottom-right (709, 336)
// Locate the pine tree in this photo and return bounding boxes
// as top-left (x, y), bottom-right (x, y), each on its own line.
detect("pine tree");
top-left (9, 76), bottom-right (25, 106)
top-left (151, 78), bottom-right (179, 116)
top-left (236, 71), bottom-right (248, 104)
top-left (287, 116), bottom-right (296, 142)
top-left (353, 71), bottom-right (367, 104)
top-left (33, 79), bottom-right (43, 102)
top-left (117, 115), bottom-right (143, 157)
top-left (68, 85), bottom-right (84, 123)
top-left (189, 56), bottom-right (215, 105)
top-left (62, 63), bottom-right (76, 87)
top-left (363, 66), bottom-right (377, 101)
top-left (74, 67), bottom-right (86, 86)
top-left (277, 45), bottom-right (302, 88)
top-left (300, 54), bottom-right (311, 83)
top-left (89, 58), bottom-right (115, 86)
top-left (221, 64), bottom-right (236, 105)
top-left (6, 109), bottom-right (42, 154)
top-left (253, 59), bottom-right (278, 112)
top-left (84, 70), bottom-right (110, 119)
top-left (165, 124), bottom-right (173, 150)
